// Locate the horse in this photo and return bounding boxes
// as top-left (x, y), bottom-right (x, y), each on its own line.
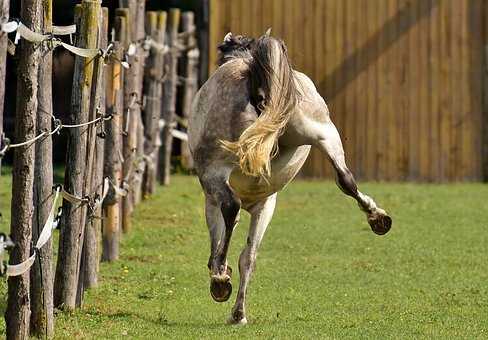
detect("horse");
top-left (188, 31), bottom-right (392, 325)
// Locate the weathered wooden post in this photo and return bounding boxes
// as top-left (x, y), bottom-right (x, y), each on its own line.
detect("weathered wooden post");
top-left (119, 0), bottom-right (146, 229)
top-left (116, 7), bottom-right (133, 233)
top-left (30, 0), bottom-right (54, 336)
top-left (79, 6), bottom-right (109, 295)
top-left (5, 0), bottom-right (42, 338)
top-left (159, 8), bottom-right (181, 186)
top-left (151, 11), bottom-right (167, 186)
top-left (0, 0), bottom-right (9, 174)
top-left (54, 0), bottom-right (101, 311)
top-left (180, 11), bottom-right (199, 170)
top-left (142, 11), bottom-right (166, 196)
top-left (102, 14), bottom-right (126, 262)
top-left (131, 0), bottom-right (146, 206)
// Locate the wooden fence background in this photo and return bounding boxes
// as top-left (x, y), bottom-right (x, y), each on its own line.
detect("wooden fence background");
top-left (209, 0), bottom-right (488, 182)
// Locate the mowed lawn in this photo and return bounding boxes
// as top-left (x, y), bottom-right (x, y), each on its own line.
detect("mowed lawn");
top-left (1, 172), bottom-right (487, 339)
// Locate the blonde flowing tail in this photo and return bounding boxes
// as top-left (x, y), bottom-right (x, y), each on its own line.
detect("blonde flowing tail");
top-left (220, 36), bottom-right (298, 178)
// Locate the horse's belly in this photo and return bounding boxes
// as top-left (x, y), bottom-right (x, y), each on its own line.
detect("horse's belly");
top-left (229, 145), bottom-right (311, 204)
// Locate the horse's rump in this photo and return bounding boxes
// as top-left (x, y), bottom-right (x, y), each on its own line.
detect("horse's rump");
top-left (219, 35), bottom-right (299, 179)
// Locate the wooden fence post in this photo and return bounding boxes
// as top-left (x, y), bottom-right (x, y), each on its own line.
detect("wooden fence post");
top-left (30, 0), bottom-right (54, 336)
top-left (76, 5), bottom-right (105, 306)
top-left (152, 11), bottom-right (167, 184)
top-left (0, 0), bottom-right (8, 175)
top-left (5, 0), bottom-right (42, 338)
top-left (102, 15), bottom-right (126, 262)
top-left (159, 8), bottom-right (181, 186)
top-left (119, 0), bottom-right (146, 230)
top-left (116, 7), bottom-right (133, 233)
top-left (131, 0), bottom-right (146, 206)
top-left (79, 6), bottom-right (108, 294)
top-left (180, 11), bottom-right (199, 170)
top-left (54, 0), bottom-right (101, 311)
top-left (142, 11), bottom-right (166, 197)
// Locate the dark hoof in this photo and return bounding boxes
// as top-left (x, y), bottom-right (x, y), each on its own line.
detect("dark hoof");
top-left (210, 280), bottom-right (232, 302)
top-left (367, 210), bottom-right (392, 235)
top-left (210, 266), bottom-right (233, 302)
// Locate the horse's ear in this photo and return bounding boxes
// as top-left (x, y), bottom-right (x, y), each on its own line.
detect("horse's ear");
top-left (264, 28), bottom-right (272, 37)
top-left (223, 32), bottom-right (233, 42)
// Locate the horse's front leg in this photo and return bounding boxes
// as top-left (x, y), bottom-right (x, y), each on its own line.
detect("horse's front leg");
top-left (201, 167), bottom-right (241, 302)
top-left (314, 122), bottom-right (392, 235)
top-left (228, 193), bottom-right (277, 325)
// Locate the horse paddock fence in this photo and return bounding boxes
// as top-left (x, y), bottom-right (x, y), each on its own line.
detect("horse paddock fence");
top-left (0, 0), bottom-right (198, 338)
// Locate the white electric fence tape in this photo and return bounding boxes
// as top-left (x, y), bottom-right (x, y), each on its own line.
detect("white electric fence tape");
top-left (159, 119), bottom-right (189, 142)
top-left (109, 179), bottom-right (128, 197)
top-left (1, 20), bottom-right (115, 60)
top-left (60, 188), bottom-right (88, 205)
top-left (92, 177), bottom-right (110, 212)
top-left (3, 179), bottom-right (113, 277)
top-left (15, 22), bottom-right (50, 43)
top-left (36, 187), bottom-right (62, 250)
top-left (1, 20), bottom-right (19, 33)
top-left (171, 129), bottom-right (188, 142)
top-left (5, 187), bottom-right (62, 277)
top-left (6, 254), bottom-right (36, 277)
top-left (2, 19), bottom-right (174, 61)
top-left (52, 24), bottom-right (76, 36)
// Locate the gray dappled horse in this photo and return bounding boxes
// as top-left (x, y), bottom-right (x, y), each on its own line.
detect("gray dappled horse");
top-left (188, 31), bottom-right (392, 325)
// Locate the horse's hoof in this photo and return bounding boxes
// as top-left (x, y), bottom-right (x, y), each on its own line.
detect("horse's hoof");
top-left (367, 209), bottom-right (392, 235)
top-left (227, 315), bottom-right (248, 325)
top-left (210, 266), bottom-right (233, 302)
top-left (210, 279), bottom-right (232, 302)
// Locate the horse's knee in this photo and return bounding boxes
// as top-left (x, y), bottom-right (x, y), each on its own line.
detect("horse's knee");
top-left (336, 167), bottom-right (358, 197)
top-left (200, 175), bottom-right (241, 230)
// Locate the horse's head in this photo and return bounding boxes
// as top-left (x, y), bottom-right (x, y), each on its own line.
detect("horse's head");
top-left (217, 32), bottom-right (255, 66)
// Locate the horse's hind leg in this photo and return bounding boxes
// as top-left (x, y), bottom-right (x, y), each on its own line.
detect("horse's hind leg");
top-left (201, 166), bottom-right (241, 302)
top-left (314, 122), bottom-right (392, 235)
top-left (228, 194), bottom-right (277, 325)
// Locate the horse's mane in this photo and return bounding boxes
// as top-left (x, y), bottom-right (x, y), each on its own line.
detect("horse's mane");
top-left (217, 34), bottom-right (255, 66)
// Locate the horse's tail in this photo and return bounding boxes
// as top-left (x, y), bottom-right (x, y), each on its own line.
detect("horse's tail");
top-left (220, 35), bottom-right (298, 178)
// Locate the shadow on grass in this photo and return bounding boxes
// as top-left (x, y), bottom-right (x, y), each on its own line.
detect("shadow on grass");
top-left (81, 307), bottom-right (261, 330)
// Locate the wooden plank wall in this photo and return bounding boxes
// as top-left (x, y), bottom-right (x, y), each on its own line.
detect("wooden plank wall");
top-left (209, 0), bottom-right (486, 182)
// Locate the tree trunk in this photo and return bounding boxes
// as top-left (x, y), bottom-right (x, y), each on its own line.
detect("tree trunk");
top-left (30, 0), bottom-right (54, 336)
top-left (159, 9), bottom-right (181, 186)
top-left (5, 0), bottom-right (42, 338)
top-left (0, 0), bottom-right (9, 174)
top-left (54, 0), bottom-right (101, 311)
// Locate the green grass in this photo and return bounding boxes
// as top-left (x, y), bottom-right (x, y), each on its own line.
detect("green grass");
top-left (1, 172), bottom-right (488, 339)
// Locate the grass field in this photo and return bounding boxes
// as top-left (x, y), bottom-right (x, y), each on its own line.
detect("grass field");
top-left (1, 172), bottom-right (487, 339)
